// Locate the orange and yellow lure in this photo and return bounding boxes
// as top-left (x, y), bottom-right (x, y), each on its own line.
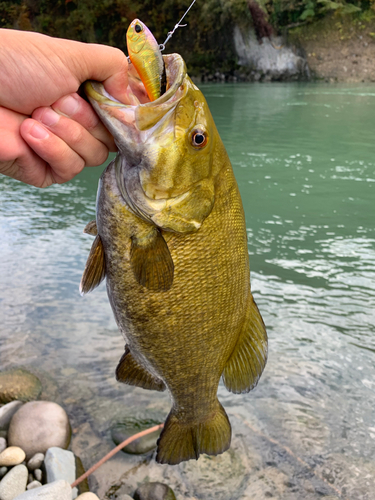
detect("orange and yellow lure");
top-left (126, 19), bottom-right (164, 102)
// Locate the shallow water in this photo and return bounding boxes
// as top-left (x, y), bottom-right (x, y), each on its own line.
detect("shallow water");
top-left (1, 83), bottom-right (375, 499)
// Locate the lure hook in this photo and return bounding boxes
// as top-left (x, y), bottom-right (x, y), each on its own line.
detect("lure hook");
top-left (159, 0), bottom-right (197, 51)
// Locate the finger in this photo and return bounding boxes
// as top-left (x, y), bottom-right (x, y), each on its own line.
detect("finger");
top-left (52, 93), bottom-right (116, 151)
top-left (31, 107), bottom-right (109, 167)
top-left (20, 118), bottom-right (88, 184)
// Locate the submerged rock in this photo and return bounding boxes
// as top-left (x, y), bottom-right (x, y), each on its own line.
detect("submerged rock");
top-left (44, 447), bottom-right (77, 498)
top-left (0, 446), bottom-right (26, 466)
top-left (134, 482), bottom-right (177, 500)
top-left (0, 401), bottom-right (23, 430)
top-left (111, 419), bottom-right (162, 455)
top-left (8, 401), bottom-right (71, 459)
top-left (14, 479), bottom-right (72, 499)
top-left (0, 369), bottom-right (42, 404)
top-left (0, 464), bottom-right (28, 500)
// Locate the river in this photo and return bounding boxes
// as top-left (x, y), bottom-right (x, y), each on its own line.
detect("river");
top-left (1, 83), bottom-right (374, 500)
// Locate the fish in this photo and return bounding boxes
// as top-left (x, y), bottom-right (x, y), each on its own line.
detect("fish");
top-left (80, 53), bottom-right (268, 465)
top-left (126, 19), bottom-right (165, 102)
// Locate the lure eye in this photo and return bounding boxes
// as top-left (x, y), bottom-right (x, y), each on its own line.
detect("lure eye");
top-left (191, 130), bottom-right (208, 149)
top-left (135, 24), bottom-right (143, 33)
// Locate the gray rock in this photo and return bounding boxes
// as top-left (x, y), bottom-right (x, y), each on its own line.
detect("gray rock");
top-left (0, 464), bottom-right (28, 500)
top-left (134, 482), bottom-right (176, 500)
top-left (111, 419), bottom-right (162, 455)
top-left (0, 446), bottom-right (26, 466)
top-left (8, 402), bottom-right (71, 459)
top-left (0, 438), bottom-right (6, 454)
top-left (44, 447), bottom-right (77, 499)
top-left (33, 469), bottom-right (42, 482)
top-left (28, 473), bottom-right (34, 484)
top-left (26, 480), bottom-right (42, 490)
top-left (0, 467), bottom-right (7, 479)
top-left (0, 402), bottom-right (23, 431)
top-left (27, 453), bottom-right (44, 471)
top-left (0, 370), bottom-right (42, 404)
top-left (13, 480), bottom-right (72, 499)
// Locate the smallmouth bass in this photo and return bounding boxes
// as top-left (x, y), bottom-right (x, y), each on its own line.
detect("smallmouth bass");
top-left (81, 53), bottom-right (267, 465)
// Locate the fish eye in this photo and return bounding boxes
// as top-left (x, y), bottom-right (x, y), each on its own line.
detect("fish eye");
top-left (191, 129), bottom-right (208, 149)
top-left (135, 24), bottom-right (143, 33)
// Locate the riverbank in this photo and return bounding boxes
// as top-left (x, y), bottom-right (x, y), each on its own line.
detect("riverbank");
top-left (289, 13), bottom-right (375, 82)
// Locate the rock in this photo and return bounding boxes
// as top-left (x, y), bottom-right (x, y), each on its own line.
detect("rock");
top-left (27, 453), bottom-right (44, 471)
top-left (0, 370), bottom-right (42, 404)
top-left (111, 419), bottom-right (162, 455)
top-left (0, 446), bottom-right (26, 466)
top-left (0, 464), bottom-right (28, 500)
top-left (134, 482), bottom-right (176, 500)
top-left (0, 438), bottom-right (6, 454)
top-left (0, 402), bottom-right (23, 432)
top-left (33, 469), bottom-right (42, 482)
top-left (44, 447), bottom-right (77, 499)
top-left (13, 480), bottom-right (72, 499)
top-left (76, 494), bottom-right (100, 500)
top-left (26, 481), bottom-right (42, 490)
top-left (0, 467), bottom-right (7, 479)
top-left (28, 473), bottom-right (34, 484)
top-left (8, 402), bottom-right (71, 459)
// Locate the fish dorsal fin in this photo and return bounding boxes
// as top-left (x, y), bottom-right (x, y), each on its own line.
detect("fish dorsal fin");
top-left (130, 227), bottom-right (174, 292)
top-left (116, 346), bottom-right (166, 392)
top-left (222, 296), bottom-right (268, 394)
top-left (79, 235), bottom-right (106, 295)
top-left (83, 220), bottom-right (98, 236)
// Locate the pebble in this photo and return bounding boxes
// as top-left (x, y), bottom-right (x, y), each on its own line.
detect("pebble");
top-left (44, 447), bottom-right (77, 499)
top-left (26, 453), bottom-right (44, 472)
top-left (33, 469), bottom-right (42, 482)
top-left (26, 481), bottom-right (42, 490)
top-left (111, 420), bottom-right (162, 455)
top-left (0, 402), bottom-right (23, 431)
top-left (13, 479), bottom-right (72, 499)
top-left (0, 467), bottom-right (7, 479)
top-left (0, 446), bottom-right (26, 467)
top-left (134, 482), bottom-right (177, 500)
top-left (0, 464), bottom-right (28, 500)
top-left (76, 494), bottom-right (100, 500)
top-left (0, 438), bottom-right (6, 454)
top-left (8, 402), bottom-right (71, 459)
top-left (0, 369), bottom-right (42, 404)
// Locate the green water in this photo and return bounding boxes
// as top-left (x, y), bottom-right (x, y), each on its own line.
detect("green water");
top-left (1, 83), bottom-right (374, 499)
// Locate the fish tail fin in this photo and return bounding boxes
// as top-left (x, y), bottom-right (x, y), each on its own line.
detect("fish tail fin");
top-left (156, 399), bottom-right (231, 465)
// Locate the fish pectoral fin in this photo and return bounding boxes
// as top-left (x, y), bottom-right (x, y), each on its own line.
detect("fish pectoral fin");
top-left (156, 399), bottom-right (231, 465)
top-left (116, 346), bottom-right (166, 392)
top-left (222, 295), bottom-right (268, 394)
top-left (130, 227), bottom-right (174, 292)
top-left (79, 235), bottom-right (106, 295)
top-left (83, 220), bottom-right (98, 236)
top-left (150, 179), bottom-right (215, 233)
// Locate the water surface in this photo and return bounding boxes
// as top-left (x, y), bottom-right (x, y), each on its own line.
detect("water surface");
top-left (1, 83), bottom-right (374, 499)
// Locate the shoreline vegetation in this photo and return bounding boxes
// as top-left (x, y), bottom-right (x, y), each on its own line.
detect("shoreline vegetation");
top-left (1, 0), bottom-right (375, 81)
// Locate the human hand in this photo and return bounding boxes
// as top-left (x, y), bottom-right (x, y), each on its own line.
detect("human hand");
top-left (0, 29), bottom-right (130, 187)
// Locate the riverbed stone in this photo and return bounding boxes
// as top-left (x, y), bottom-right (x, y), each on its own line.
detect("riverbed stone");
top-left (111, 419), bottom-right (162, 455)
top-left (8, 401), bottom-right (71, 459)
top-left (26, 453), bottom-right (44, 472)
top-left (0, 369), bottom-right (42, 404)
top-left (0, 438), bottom-right (6, 454)
top-left (0, 446), bottom-right (26, 467)
top-left (44, 447), bottom-right (77, 498)
top-left (0, 467), bottom-right (7, 479)
top-left (134, 482), bottom-right (177, 500)
top-left (26, 480), bottom-right (42, 490)
top-left (76, 494), bottom-right (101, 500)
top-left (14, 479), bottom-right (72, 499)
top-left (0, 464), bottom-right (28, 500)
top-left (33, 469), bottom-right (42, 482)
top-left (0, 402), bottom-right (23, 431)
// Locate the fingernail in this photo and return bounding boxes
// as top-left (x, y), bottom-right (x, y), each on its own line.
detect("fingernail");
top-left (29, 122), bottom-right (49, 140)
top-left (39, 108), bottom-right (60, 127)
top-left (58, 95), bottom-right (79, 116)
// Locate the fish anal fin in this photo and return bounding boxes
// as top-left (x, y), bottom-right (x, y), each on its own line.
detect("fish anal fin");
top-left (130, 228), bottom-right (174, 292)
top-left (222, 296), bottom-right (268, 394)
top-left (116, 347), bottom-right (166, 392)
top-left (79, 235), bottom-right (106, 295)
top-left (83, 220), bottom-right (98, 236)
top-left (156, 400), bottom-right (231, 465)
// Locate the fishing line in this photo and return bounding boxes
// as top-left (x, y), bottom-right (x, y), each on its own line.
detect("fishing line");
top-left (159, 0), bottom-right (197, 51)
